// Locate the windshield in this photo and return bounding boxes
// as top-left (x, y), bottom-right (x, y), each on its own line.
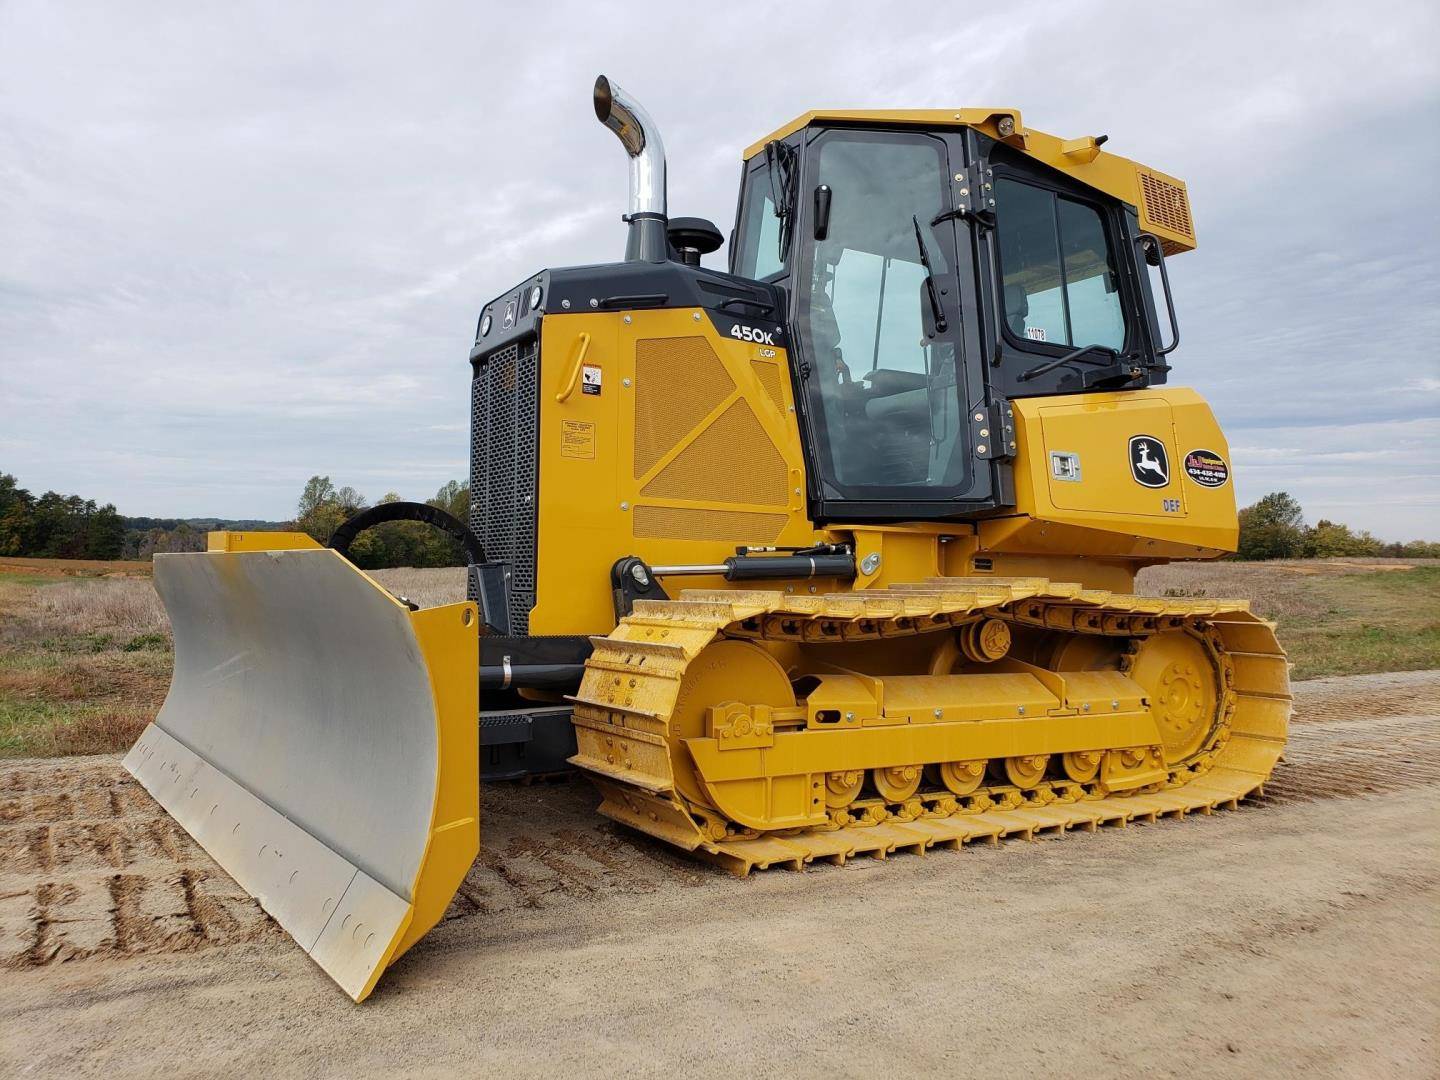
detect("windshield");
top-left (798, 131), bottom-right (967, 493)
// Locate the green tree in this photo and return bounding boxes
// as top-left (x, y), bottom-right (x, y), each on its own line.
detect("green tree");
top-left (1236, 492), bottom-right (1306, 560)
top-left (0, 474), bottom-right (35, 555)
top-left (294, 475), bottom-right (367, 544)
top-left (1302, 519), bottom-right (1386, 558)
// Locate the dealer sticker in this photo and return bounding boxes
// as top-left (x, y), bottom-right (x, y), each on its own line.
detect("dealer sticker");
top-left (1183, 448), bottom-right (1229, 488)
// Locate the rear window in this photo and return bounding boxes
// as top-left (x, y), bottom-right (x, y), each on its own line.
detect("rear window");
top-left (995, 178), bottom-right (1125, 351)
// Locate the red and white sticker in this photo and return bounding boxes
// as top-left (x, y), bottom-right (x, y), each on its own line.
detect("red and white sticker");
top-left (1183, 448), bottom-right (1229, 487)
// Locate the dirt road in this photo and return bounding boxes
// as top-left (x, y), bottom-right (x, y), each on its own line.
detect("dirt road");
top-left (3, 671), bottom-right (1437, 1079)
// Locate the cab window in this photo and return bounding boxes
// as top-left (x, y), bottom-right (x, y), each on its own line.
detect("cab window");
top-left (995, 178), bottom-right (1125, 351)
top-left (734, 170), bottom-right (784, 280)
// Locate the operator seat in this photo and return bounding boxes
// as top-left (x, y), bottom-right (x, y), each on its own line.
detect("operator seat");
top-left (1004, 283), bottom-right (1030, 338)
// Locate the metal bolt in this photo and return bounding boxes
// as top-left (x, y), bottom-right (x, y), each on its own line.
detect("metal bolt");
top-left (974, 412), bottom-right (985, 422)
top-left (622, 377), bottom-right (631, 387)
top-left (1018, 705), bottom-right (1026, 716)
top-left (1083, 702), bottom-right (1091, 712)
top-left (1112, 699), bottom-right (1120, 710)
top-left (623, 314), bottom-right (632, 324)
top-left (845, 711), bottom-right (855, 721)
top-left (860, 552), bottom-right (882, 575)
top-left (794, 487), bottom-right (802, 496)
top-left (960, 187), bottom-right (970, 197)
top-left (933, 708), bottom-right (943, 719)
top-left (619, 502), bottom-right (629, 511)
top-left (977, 444), bottom-right (988, 454)
top-left (692, 312), bottom-right (701, 321)
top-left (630, 563), bottom-right (650, 586)
top-left (980, 427), bottom-right (990, 437)
top-left (954, 172), bottom-right (964, 181)
top-left (561, 298), bottom-right (571, 310)
top-left (589, 298), bottom-right (599, 308)
top-left (1009, 441), bottom-right (1017, 451)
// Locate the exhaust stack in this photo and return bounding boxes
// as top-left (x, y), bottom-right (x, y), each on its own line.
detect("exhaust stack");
top-left (593, 75), bottom-right (668, 263)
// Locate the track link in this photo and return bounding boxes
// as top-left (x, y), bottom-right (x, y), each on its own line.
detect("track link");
top-left (569, 576), bottom-right (1291, 875)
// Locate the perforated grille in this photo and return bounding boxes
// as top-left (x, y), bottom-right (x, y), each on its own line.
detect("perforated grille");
top-left (1138, 172), bottom-right (1194, 242)
top-left (633, 505), bottom-right (788, 542)
top-left (469, 340), bottom-right (539, 634)
top-left (640, 398), bottom-right (788, 506)
top-left (751, 359), bottom-right (785, 412)
top-left (633, 336), bottom-right (735, 478)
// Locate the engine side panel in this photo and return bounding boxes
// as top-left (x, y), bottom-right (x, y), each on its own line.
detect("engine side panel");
top-left (529, 307), bottom-right (817, 636)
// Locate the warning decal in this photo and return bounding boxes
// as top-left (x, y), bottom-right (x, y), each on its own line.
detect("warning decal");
top-left (1183, 448), bottom-right (1229, 488)
top-left (581, 364), bottom-right (602, 396)
top-left (560, 420), bottom-right (596, 459)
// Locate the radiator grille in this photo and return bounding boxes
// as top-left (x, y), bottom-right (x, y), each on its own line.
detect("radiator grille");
top-left (469, 340), bottom-right (539, 634)
top-left (633, 336), bottom-right (735, 478)
top-left (640, 398), bottom-right (789, 506)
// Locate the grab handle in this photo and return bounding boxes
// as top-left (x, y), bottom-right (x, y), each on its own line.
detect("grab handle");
top-left (554, 332), bottom-right (592, 403)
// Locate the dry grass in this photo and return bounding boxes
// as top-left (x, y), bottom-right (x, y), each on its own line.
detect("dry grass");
top-left (0, 576), bottom-right (171, 758)
top-left (1139, 559), bottom-right (1439, 679)
top-left (370, 566), bottom-right (467, 608)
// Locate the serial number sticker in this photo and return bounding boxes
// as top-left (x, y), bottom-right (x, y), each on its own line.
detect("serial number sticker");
top-left (560, 419), bottom-right (596, 459)
top-left (1024, 326), bottom-right (1047, 342)
top-left (581, 364), bottom-right (602, 396)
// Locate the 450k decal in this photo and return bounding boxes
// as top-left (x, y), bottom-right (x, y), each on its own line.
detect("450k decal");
top-left (729, 323), bottom-right (777, 345)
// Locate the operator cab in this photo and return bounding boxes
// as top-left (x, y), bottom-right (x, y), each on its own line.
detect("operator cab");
top-left (730, 115), bottom-right (1184, 522)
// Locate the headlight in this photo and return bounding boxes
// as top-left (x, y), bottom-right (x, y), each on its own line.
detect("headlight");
top-left (528, 284), bottom-right (543, 311)
top-left (479, 313), bottom-right (492, 337)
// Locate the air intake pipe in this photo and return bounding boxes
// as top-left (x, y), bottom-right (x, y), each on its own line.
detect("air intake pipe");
top-left (593, 74), bottom-right (668, 263)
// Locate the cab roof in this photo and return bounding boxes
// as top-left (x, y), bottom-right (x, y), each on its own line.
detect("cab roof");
top-left (743, 109), bottom-right (1195, 254)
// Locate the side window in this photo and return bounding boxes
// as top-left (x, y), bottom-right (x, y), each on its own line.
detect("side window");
top-left (995, 178), bottom-right (1125, 350)
top-left (735, 169), bottom-right (783, 280)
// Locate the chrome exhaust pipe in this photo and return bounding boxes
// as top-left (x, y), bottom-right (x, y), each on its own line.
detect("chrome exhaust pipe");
top-left (593, 75), bottom-right (668, 263)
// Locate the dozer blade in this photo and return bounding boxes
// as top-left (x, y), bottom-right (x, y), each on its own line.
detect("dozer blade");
top-left (123, 543), bottom-right (479, 1001)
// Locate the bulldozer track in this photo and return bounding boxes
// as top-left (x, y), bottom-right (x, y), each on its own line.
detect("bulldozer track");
top-left (571, 577), bottom-right (1293, 874)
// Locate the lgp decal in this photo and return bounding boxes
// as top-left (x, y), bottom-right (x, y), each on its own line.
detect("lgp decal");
top-left (1183, 448), bottom-right (1229, 488)
top-left (1129, 435), bottom-right (1170, 488)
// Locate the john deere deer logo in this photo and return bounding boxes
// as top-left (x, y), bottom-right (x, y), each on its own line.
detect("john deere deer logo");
top-left (1129, 435), bottom-right (1170, 488)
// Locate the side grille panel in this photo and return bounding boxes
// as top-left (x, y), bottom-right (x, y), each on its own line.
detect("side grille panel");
top-left (469, 340), bottom-right (540, 635)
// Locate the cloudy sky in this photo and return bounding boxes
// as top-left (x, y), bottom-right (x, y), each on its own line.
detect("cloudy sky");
top-left (2, 1), bottom-right (1437, 540)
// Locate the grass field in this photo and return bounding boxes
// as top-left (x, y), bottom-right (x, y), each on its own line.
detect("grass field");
top-left (0, 558), bottom-right (1434, 759)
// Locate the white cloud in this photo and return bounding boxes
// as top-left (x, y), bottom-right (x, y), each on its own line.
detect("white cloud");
top-left (1, 0), bottom-right (1437, 541)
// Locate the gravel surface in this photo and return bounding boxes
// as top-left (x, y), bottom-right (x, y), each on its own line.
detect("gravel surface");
top-left (2, 671), bottom-right (1437, 1078)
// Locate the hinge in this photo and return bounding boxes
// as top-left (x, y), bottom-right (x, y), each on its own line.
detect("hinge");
top-left (973, 397), bottom-right (1015, 461)
top-left (954, 162), bottom-right (997, 227)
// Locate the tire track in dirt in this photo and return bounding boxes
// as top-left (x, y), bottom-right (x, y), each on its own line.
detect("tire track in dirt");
top-left (3, 671), bottom-right (1437, 969)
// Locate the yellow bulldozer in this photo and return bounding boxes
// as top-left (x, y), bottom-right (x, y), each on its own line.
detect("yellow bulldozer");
top-left (123, 76), bottom-right (1291, 1000)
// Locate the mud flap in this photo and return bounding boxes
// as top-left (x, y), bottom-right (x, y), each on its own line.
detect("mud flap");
top-left (124, 545), bottom-right (478, 1001)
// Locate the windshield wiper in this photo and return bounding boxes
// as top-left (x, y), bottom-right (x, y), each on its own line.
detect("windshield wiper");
top-left (911, 214), bottom-right (948, 333)
top-left (1018, 343), bottom-right (1117, 382)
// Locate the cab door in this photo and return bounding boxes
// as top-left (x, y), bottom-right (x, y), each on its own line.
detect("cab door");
top-left (787, 128), bottom-right (1004, 521)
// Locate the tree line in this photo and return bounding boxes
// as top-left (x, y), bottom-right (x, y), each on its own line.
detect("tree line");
top-left (1237, 492), bottom-right (1439, 560)
top-left (0, 474), bottom-right (126, 559)
top-left (0, 471), bottom-right (470, 568)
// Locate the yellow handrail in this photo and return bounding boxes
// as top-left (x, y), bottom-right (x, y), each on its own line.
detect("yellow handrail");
top-left (554, 332), bottom-right (592, 403)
